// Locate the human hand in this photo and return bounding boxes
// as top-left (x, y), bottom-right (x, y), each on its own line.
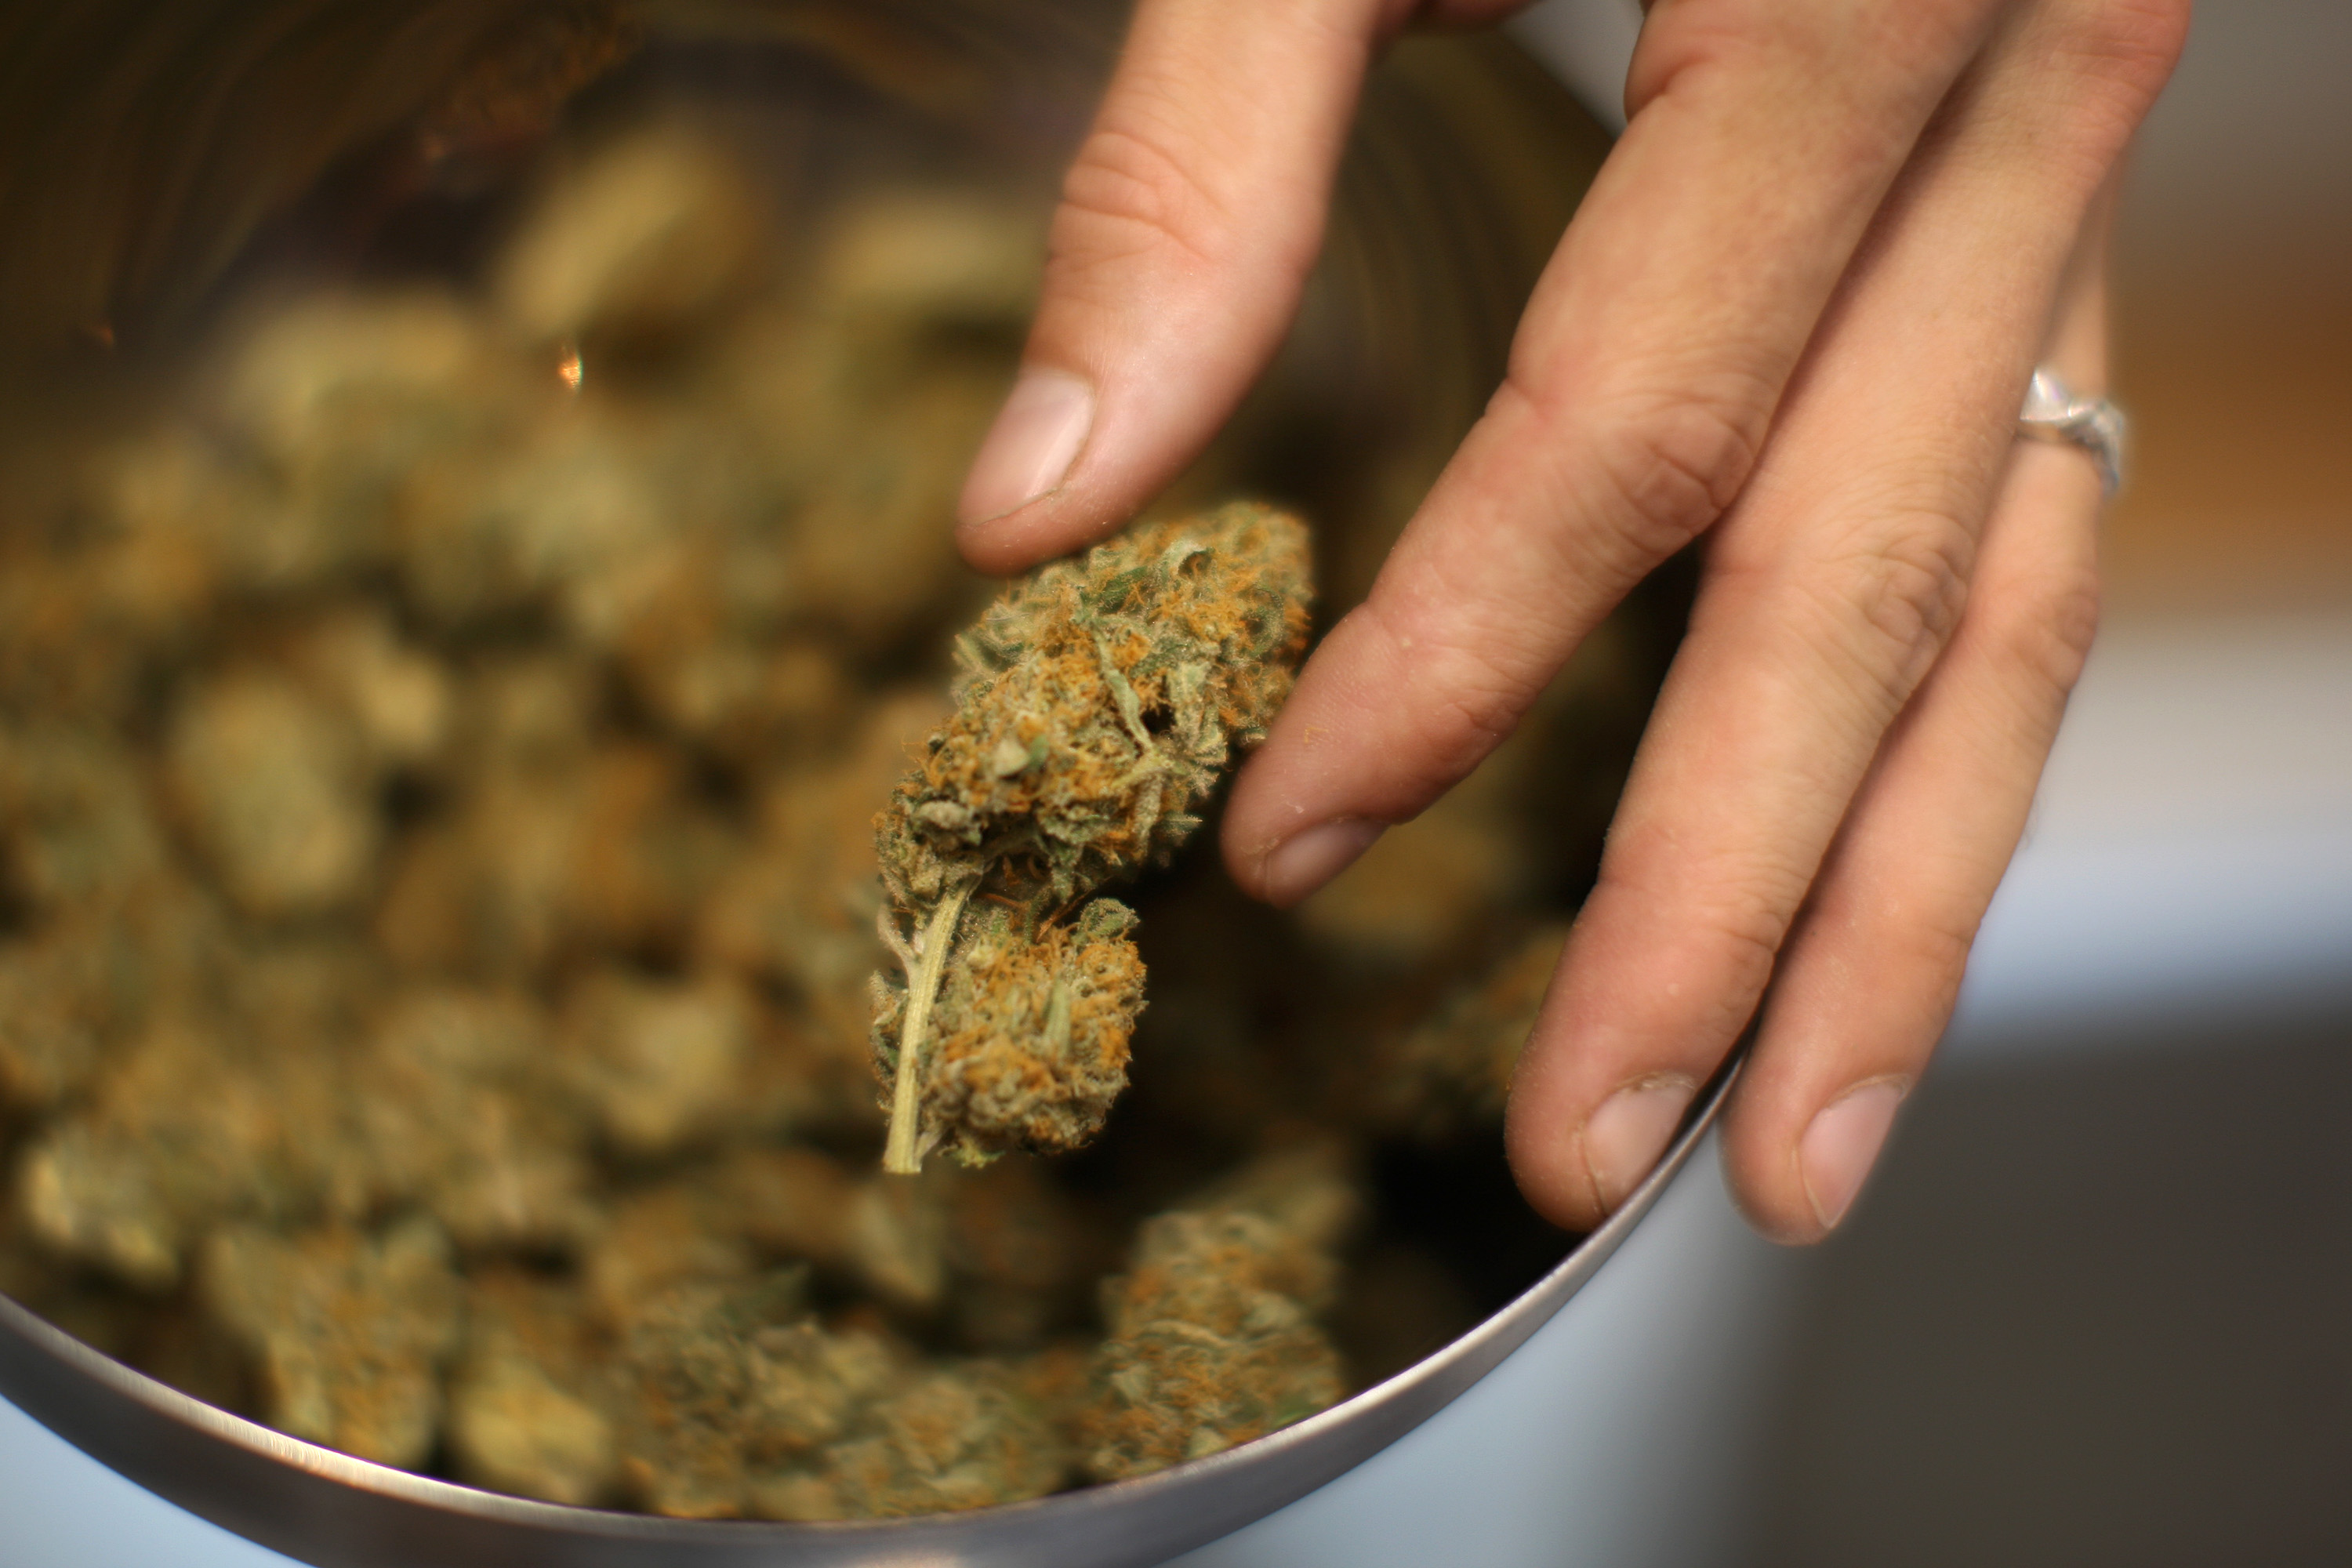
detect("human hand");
top-left (953, 0), bottom-right (2186, 1241)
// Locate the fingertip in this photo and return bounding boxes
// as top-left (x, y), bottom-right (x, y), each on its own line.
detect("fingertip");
top-left (953, 368), bottom-right (1099, 572)
top-left (1508, 1069), bottom-right (1700, 1235)
top-left (1722, 1073), bottom-right (1909, 1245)
top-left (1218, 730), bottom-right (1379, 906)
top-left (953, 504), bottom-right (1091, 576)
top-left (956, 0), bottom-right (1379, 576)
top-left (1218, 799), bottom-right (1276, 903)
top-left (1722, 1153), bottom-right (1828, 1247)
top-left (1504, 1091), bottom-right (1605, 1234)
top-left (1249, 817), bottom-right (1384, 908)
top-left (1797, 1077), bottom-right (1904, 1230)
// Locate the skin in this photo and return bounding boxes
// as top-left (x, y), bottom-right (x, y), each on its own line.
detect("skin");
top-left (954, 0), bottom-right (2188, 1243)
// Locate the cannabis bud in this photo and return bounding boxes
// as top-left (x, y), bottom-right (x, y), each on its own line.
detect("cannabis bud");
top-left (871, 503), bottom-right (1313, 1173)
top-left (1078, 1209), bottom-right (1344, 1481)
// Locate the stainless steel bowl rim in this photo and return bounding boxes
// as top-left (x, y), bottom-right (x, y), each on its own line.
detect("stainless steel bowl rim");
top-left (2, 1063), bottom-right (1731, 1568)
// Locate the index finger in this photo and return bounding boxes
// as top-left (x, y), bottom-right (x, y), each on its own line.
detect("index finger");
top-left (953, 0), bottom-right (1397, 572)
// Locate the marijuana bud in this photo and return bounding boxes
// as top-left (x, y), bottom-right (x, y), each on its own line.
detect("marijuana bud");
top-left (871, 503), bottom-right (1312, 1172)
top-left (196, 1218), bottom-right (463, 1469)
top-left (446, 1269), bottom-right (618, 1507)
top-left (612, 1269), bottom-right (901, 1519)
top-left (872, 898), bottom-right (1144, 1164)
top-left (1078, 1208), bottom-right (1344, 1483)
top-left (756, 1359), bottom-right (1073, 1521)
top-left (1075, 1142), bottom-right (1359, 1481)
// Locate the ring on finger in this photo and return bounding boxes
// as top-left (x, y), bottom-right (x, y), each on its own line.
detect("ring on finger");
top-left (2017, 368), bottom-right (2126, 497)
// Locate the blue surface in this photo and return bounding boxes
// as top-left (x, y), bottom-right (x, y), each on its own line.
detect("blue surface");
top-left (0, 1394), bottom-right (307, 1568)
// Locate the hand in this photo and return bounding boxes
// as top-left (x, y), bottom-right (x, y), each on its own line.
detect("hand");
top-left (953, 0), bottom-right (2186, 1242)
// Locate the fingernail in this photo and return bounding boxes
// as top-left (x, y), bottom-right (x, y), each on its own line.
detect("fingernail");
top-left (1800, 1080), bottom-right (1906, 1232)
top-left (1583, 1076), bottom-right (1697, 1216)
top-left (958, 370), bottom-right (1094, 526)
top-left (1258, 818), bottom-right (1384, 906)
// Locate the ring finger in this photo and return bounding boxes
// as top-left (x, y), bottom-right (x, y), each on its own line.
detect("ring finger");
top-left (1720, 238), bottom-right (2111, 1237)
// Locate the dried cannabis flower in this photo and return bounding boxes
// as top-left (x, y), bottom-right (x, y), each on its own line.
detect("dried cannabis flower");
top-left (752, 1357), bottom-right (1073, 1521)
top-left (447, 1269), bottom-right (618, 1507)
top-left (197, 1218), bottom-right (463, 1469)
top-left (1075, 1143), bottom-right (1359, 1482)
top-left (165, 671), bottom-right (379, 919)
top-left (873, 898), bottom-right (1144, 1169)
top-left (1078, 1209), bottom-right (1345, 1482)
top-left (871, 503), bottom-right (1312, 1172)
top-left (612, 1270), bottom-right (902, 1519)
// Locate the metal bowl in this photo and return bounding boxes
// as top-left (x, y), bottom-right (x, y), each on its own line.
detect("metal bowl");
top-left (0, 1068), bottom-right (1730, 1568)
top-left (0, 5), bottom-right (1680, 1564)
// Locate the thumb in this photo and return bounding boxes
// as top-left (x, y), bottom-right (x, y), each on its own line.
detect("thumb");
top-left (955, 0), bottom-right (1394, 574)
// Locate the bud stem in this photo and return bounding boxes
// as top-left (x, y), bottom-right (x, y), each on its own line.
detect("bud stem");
top-left (882, 876), bottom-right (975, 1174)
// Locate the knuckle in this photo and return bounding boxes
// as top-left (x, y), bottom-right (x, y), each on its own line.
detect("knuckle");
top-left (2007, 0), bottom-right (2190, 162)
top-left (1700, 895), bottom-right (1791, 1007)
top-left (1893, 902), bottom-right (1982, 993)
top-left (1599, 855), bottom-right (1799, 1007)
top-left (1813, 518), bottom-right (1977, 701)
top-left (1362, 600), bottom-right (1548, 793)
top-left (1051, 121), bottom-right (1232, 276)
top-left (1624, 2), bottom-right (1757, 123)
top-left (1632, 0), bottom-right (1985, 111)
top-left (1418, 670), bottom-right (1534, 779)
top-left (2047, 0), bottom-right (2191, 99)
top-left (1675, 876), bottom-right (1796, 1014)
top-left (1628, 0), bottom-right (1787, 104)
top-left (1579, 385), bottom-right (1767, 557)
top-left (1980, 551), bottom-right (2102, 708)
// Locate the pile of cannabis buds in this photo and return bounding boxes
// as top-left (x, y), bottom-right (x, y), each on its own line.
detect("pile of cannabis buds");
top-left (0, 123), bottom-right (1652, 1519)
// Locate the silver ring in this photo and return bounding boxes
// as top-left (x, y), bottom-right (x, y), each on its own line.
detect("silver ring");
top-left (2017, 368), bottom-right (2127, 497)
